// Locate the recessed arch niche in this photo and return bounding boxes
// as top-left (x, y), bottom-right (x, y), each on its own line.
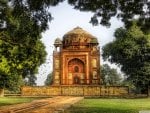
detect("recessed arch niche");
top-left (68, 58), bottom-right (85, 84)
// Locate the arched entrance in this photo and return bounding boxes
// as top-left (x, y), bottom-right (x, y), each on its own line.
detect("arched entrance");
top-left (68, 58), bottom-right (85, 85)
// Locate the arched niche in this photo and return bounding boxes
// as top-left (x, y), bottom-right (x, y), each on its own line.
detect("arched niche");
top-left (68, 58), bottom-right (85, 73)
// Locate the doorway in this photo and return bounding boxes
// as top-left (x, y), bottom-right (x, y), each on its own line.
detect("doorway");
top-left (73, 75), bottom-right (80, 84)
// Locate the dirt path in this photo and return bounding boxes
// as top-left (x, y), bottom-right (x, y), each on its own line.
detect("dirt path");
top-left (0, 96), bottom-right (83, 113)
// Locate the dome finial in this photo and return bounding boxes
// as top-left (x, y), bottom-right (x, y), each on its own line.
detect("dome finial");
top-left (74, 26), bottom-right (82, 30)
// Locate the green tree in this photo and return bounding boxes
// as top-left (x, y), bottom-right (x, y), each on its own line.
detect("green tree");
top-left (101, 64), bottom-right (122, 85)
top-left (0, 0), bottom-right (63, 36)
top-left (45, 72), bottom-right (53, 86)
top-left (0, 0), bottom-right (52, 90)
top-left (0, 72), bottom-right (24, 92)
top-left (1, 1), bottom-right (149, 33)
top-left (102, 23), bottom-right (150, 93)
top-left (0, 32), bottom-right (46, 90)
top-left (68, 0), bottom-right (149, 32)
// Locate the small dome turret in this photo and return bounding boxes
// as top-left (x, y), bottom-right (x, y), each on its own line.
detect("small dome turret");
top-left (54, 38), bottom-right (62, 46)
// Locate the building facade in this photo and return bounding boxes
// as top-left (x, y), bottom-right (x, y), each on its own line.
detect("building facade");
top-left (53, 27), bottom-right (101, 85)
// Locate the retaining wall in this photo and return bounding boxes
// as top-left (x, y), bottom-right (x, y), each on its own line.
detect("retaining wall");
top-left (21, 85), bottom-right (129, 97)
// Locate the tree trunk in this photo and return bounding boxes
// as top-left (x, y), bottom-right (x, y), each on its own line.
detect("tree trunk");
top-left (0, 89), bottom-right (4, 97)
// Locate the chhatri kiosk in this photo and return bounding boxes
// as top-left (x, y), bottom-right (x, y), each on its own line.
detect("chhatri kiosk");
top-left (53, 27), bottom-right (101, 85)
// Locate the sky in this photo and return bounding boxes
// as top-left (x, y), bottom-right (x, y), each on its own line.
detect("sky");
top-left (36, 1), bottom-right (124, 85)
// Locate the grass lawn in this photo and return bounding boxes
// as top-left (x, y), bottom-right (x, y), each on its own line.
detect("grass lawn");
top-left (0, 97), bottom-right (45, 106)
top-left (66, 98), bottom-right (150, 113)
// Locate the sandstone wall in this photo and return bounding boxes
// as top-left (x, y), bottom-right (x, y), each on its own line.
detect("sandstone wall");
top-left (21, 85), bottom-right (128, 97)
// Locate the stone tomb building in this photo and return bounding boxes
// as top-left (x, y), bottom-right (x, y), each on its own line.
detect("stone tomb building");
top-left (21, 27), bottom-right (129, 97)
top-left (53, 27), bottom-right (101, 85)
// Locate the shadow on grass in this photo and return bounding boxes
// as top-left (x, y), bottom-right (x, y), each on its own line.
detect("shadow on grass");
top-left (65, 107), bottom-right (138, 113)
top-left (0, 103), bottom-right (13, 106)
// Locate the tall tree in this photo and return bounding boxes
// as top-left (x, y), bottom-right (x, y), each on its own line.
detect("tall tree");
top-left (0, 32), bottom-right (47, 89)
top-left (0, 0), bottom-right (59, 89)
top-left (101, 64), bottom-right (122, 85)
top-left (102, 23), bottom-right (150, 92)
top-left (68, 0), bottom-right (149, 33)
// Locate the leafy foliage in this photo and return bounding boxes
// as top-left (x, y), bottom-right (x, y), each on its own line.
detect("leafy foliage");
top-left (68, 0), bottom-right (149, 32)
top-left (102, 23), bottom-right (150, 92)
top-left (0, 0), bottom-right (58, 89)
top-left (0, 31), bottom-right (47, 89)
top-left (0, 0), bottom-right (64, 35)
top-left (101, 64), bottom-right (122, 85)
top-left (45, 72), bottom-right (53, 86)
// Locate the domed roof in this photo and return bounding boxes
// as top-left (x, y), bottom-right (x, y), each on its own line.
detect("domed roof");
top-left (54, 38), bottom-right (62, 45)
top-left (63, 27), bottom-right (98, 46)
top-left (63, 27), bottom-right (96, 40)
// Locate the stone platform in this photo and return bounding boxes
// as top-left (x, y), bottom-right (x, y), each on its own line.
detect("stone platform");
top-left (21, 85), bottom-right (128, 97)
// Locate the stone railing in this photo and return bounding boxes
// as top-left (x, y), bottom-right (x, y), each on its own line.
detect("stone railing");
top-left (21, 85), bottom-right (129, 97)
